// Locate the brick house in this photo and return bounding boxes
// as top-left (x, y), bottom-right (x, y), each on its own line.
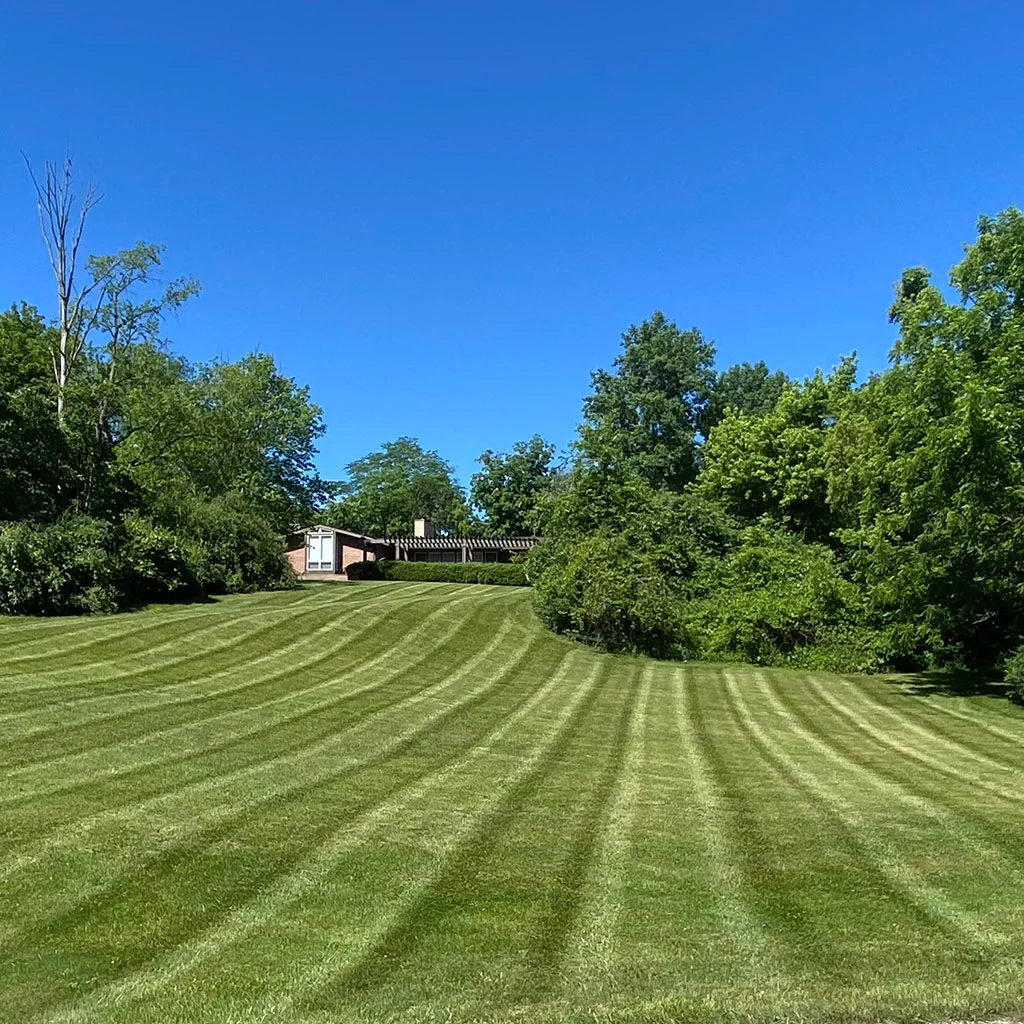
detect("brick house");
top-left (285, 518), bottom-right (541, 580)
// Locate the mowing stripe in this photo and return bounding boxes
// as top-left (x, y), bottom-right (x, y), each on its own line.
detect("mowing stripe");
top-left (0, 600), bottom-right (542, 920)
top-left (0, 590), bottom-right (298, 672)
top-left (799, 674), bottom-right (1024, 806)
top-left (0, 588), bottom-right (328, 653)
top-left (32, 650), bottom-right (594, 1022)
top-left (0, 596), bottom-right (516, 872)
top-left (563, 662), bottom-right (649, 983)
top-left (766, 671), bottom-right (1024, 875)
top-left (671, 664), bottom-right (774, 980)
top-left (1, 612), bottom-right (541, 949)
top-left (732, 671), bottom-right (1010, 950)
top-left (0, 584), bottom-right (467, 764)
top-left (0, 583), bottom-right (431, 703)
top-left (842, 673), bottom-right (1024, 765)
top-left (0, 586), bottom-right (498, 790)
top-left (0, 588), bottom-right (370, 728)
top-left (272, 655), bottom-right (609, 1021)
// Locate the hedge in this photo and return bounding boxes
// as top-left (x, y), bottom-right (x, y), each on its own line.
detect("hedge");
top-left (369, 559), bottom-right (529, 586)
top-left (344, 559), bottom-right (383, 581)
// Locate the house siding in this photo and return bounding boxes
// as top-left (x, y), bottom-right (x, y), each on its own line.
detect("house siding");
top-left (285, 546), bottom-right (306, 576)
top-left (341, 542), bottom-right (376, 573)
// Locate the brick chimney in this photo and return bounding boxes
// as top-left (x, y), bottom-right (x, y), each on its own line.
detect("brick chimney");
top-left (413, 517), bottom-right (435, 538)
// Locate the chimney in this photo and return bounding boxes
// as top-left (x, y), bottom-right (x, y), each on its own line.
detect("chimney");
top-left (413, 517), bottom-right (435, 538)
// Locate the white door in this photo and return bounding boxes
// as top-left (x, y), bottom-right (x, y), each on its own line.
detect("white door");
top-left (306, 531), bottom-right (335, 571)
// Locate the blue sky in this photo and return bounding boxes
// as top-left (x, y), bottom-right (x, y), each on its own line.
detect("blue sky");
top-left (2, 1), bottom-right (1022, 487)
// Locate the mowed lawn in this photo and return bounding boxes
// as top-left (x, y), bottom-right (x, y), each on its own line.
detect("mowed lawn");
top-left (1, 584), bottom-right (1022, 1024)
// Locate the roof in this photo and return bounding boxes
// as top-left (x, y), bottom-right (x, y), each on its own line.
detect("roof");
top-left (288, 525), bottom-right (385, 543)
top-left (385, 535), bottom-right (541, 551)
top-left (290, 525), bottom-right (541, 550)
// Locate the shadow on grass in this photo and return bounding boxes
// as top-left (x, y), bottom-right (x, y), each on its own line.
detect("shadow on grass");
top-left (889, 667), bottom-right (1011, 701)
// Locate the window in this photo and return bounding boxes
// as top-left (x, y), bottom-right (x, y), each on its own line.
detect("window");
top-left (306, 531), bottom-right (335, 571)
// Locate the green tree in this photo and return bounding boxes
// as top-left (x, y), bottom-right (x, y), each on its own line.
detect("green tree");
top-left (695, 359), bottom-right (856, 544)
top-left (121, 353), bottom-right (328, 531)
top-left (578, 312), bottom-right (716, 491)
top-left (701, 360), bottom-right (789, 436)
top-left (326, 437), bottom-right (474, 537)
top-left (0, 305), bottom-right (72, 522)
top-left (826, 209), bottom-right (1024, 665)
top-left (470, 435), bottom-right (555, 535)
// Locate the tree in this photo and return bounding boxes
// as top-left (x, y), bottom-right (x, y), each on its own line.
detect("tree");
top-left (578, 312), bottom-right (716, 491)
top-left (695, 359), bottom-right (856, 545)
top-left (701, 360), bottom-right (789, 436)
top-left (26, 157), bottom-right (104, 422)
top-left (825, 209), bottom-right (1024, 666)
top-left (0, 305), bottom-right (72, 522)
top-left (470, 435), bottom-right (555, 535)
top-left (121, 353), bottom-right (328, 531)
top-left (85, 243), bottom-right (200, 444)
top-left (325, 437), bottom-right (473, 537)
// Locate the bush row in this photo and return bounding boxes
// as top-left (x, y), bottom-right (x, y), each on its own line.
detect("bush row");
top-left (345, 559), bottom-right (528, 586)
top-left (0, 509), bottom-right (294, 615)
top-left (528, 525), bottom-right (888, 671)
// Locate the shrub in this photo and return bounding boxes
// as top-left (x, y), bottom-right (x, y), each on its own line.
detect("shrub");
top-left (529, 534), bottom-right (689, 659)
top-left (121, 515), bottom-right (202, 600)
top-left (377, 560), bottom-right (528, 586)
top-left (0, 515), bottom-right (211, 615)
top-left (681, 526), bottom-right (883, 670)
top-left (345, 559), bottom-right (382, 581)
top-left (1004, 647), bottom-right (1024, 705)
top-left (0, 517), bottom-right (129, 614)
top-left (170, 493), bottom-right (294, 593)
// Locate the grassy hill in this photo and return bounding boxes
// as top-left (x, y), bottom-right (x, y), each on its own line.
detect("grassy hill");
top-left (1, 582), bottom-right (1022, 1024)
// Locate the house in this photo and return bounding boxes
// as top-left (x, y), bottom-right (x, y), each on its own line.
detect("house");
top-left (285, 518), bottom-right (542, 579)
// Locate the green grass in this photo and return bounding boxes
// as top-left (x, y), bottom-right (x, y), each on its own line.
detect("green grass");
top-left (1, 582), bottom-right (1022, 1024)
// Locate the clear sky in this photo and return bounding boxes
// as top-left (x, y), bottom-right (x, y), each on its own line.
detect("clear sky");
top-left (2, 1), bottom-right (1022, 486)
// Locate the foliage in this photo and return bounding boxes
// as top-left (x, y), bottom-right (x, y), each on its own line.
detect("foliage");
top-left (1, 290), bottom-right (318, 612)
top-left (529, 533), bottom-right (688, 657)
top-left (325, 437), bottom-right (475, 537)
top-left (531, 209), bottom-right (1024, 677)
top-left (122, 352), bottom-right (328, 532)
top-left (696, 359), bottom-right (856, 544)
top-left (827, 209), bottom-right (1024, 667)
top-left (577, 312), bottom-right (716, 491)
top-left (1003, 646), bottom-right (1024, 704)
top-left (0, 515), bottom-right (198, 615)
top-left (470, 435), bottom-right (555, 535)
top-left (377, 559), bottom-right (529, 586)
top-left (171, 493), bottom-right (295, 594)
top-left (0, 306), bottom-right (74, 522)
top-left (344, 559), bottom-right (383, 581)
top-left (680, 526), bottom-right (882, 671)
top-left (701, 359), bottom-right (790, 436)
top-left (529, 468), bottom-right (735, 658)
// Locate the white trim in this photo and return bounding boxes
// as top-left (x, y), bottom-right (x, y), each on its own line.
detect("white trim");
top-left (306, 530), bottom-right (335, 572)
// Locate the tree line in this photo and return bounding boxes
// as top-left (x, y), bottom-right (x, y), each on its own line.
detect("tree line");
top-left (524, 209), bottom-right (1024, 689)
top-left (326, 207), bottom-right (1024, 690)
top-left (0, 160), bottom-right (328, 612)
top-left (3, 159), bottom-right (1022, 693)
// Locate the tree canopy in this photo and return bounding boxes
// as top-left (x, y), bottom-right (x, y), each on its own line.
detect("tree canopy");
top-left (529, 208), bottom-right (1024, 679)
top-left (325, 437), bottom-right (474, 537)
top-left (470, 435), bottom-right (556, 535)
top-left (1, 163), bottom-right (327, 611)
top-left (577, 312), bottom-right (716, 491)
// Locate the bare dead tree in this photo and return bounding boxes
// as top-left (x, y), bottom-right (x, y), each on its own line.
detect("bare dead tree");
top-left (24, 156), bottom-right (107, 423)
